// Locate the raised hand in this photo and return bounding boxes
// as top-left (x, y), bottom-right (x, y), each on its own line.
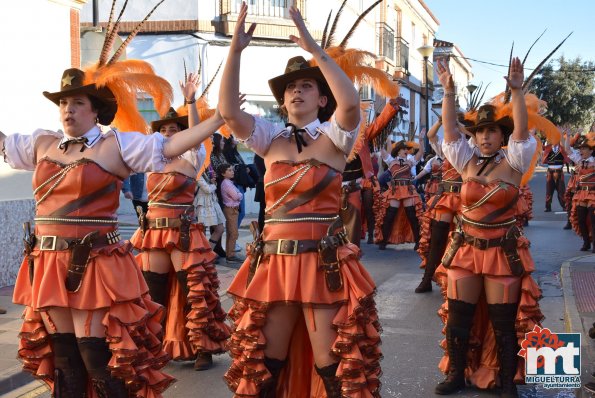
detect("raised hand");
top-left (436, 57), bottom-right (455, 92)
top-left (180, 72), bottom-right (200, 103)
top-left (288, 1), bottom-right (318, 54)
top-left (505, 56), bottom-right (524, 90)
top-left (230, 2), bottom-right (257, 54)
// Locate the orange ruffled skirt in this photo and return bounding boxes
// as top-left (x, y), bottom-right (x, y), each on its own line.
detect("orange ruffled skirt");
top-left (433, 235), bottom-right (544, 389)
top-left (224, 242), bottom-right (382, 398)
top-left (569, 189), bottom-right (595, 237)
top-left (374, 186), bottom-right (422, 244)
top-left (130, 224), bottom-right (231, 360)
top-left (13, 242), bottom-right (175, 398)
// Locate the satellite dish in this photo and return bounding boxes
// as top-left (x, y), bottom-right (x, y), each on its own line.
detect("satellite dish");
top-left (80, 27), bottom-right (126, 67)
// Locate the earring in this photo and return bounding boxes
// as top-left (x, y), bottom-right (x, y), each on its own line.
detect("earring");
top-left (95, 117), bottom-right (99, 124)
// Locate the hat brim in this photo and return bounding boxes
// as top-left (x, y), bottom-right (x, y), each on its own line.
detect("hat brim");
top-left (43, 83), bottom-right (118, 125)
top-left (467, 116), bottom-right (514, 137)
top-left (268, 66), bottom-right (334, 105)
top-left (151, 115), bottom-right (189, 132)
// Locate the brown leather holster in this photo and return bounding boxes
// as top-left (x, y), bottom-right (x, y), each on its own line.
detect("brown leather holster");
top-left (66, 231), bottom-right (99, 293)
top-left (441, 229), bottom-right (464, 268)
top-left (502, 225), bottom-right (524, 276)
top-left (138, 206), bottom-right (148, 237)
top-left (22, 222), bottom-right (36, 286)
top-left (246, 221), bottom-right (263, 288)
top-left (318, 219), bottom-right (348, 292)
top-left (178, 208), bottom-right (193, 251)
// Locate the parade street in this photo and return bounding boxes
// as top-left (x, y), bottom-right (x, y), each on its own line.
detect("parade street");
top-left (0, 167), bottom-right (590, 398)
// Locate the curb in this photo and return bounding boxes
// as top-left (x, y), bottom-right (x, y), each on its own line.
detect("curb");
top-left (0, 365), bottom-right (35, 396)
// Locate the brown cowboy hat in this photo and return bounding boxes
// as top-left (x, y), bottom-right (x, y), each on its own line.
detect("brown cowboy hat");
top-left (466, 104), bottom-right (514, 138)
top-left (391, 140), bottom-right (411, 157)
top-left (268, 56), bottom-right (335, 105)
top-left (574, 134), bottom-right (595, 150)
top-left (150, 107), bottom-right (189, 132)
top-left (43, 68), bottom-right (117, 125)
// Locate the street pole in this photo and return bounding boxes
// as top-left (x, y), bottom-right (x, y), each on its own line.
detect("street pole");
top-left (424, 55), bottom-right (430, 155)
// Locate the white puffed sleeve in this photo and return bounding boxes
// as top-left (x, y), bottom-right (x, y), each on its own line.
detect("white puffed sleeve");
top-left (3, 129), bottom-right (62, 170)
top-left (504, 135), bottom-right (537, 173)
top-left (179, 143), bottom-right (206, 171)
top-left (321, 115), bottom-right (360, 156)
top-left (239, 116), bottom-right (282, 157)
top-left (423, 157), bottom-right (434, 173)
top-left (112, 131), bottom-right (168, 173)
top-left (383, 153), bottom-right (395, 164)
top-left (442, 132), bottom-right (474, 174)
top-left (568, 148), bottom-right (582, 164)
top-left (430, 137), bottom-right (444, 158)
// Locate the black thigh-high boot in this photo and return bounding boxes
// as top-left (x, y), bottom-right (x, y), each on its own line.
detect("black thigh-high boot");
top-left (488, 303), bottom-right (520, 398)
top-left (142, 270), bottom-right (169, 306)
top-left (404, 205), bottom-right (421, 250)
top-left (379, 206), bottom-right (399, 250)
top-left (50, 333), bottom-right (88, 398)
top-left (259, 357), bottom-right (287, 398)
top-left (315, 362), bottom-right (341, 398)
top-left (577, 206), bottom-right (591, 251)
top-left (435, 299), bottom-right (476, 395)
top-left (78, 337), bottom-right (128, 398)
top-left (362, 188), bottom-right (376, 244)
top-left (416, 220), bottom-right (450, 293)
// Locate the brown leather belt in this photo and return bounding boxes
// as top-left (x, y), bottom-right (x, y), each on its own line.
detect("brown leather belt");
top-left (391, 179), bottom-right (411, 186)
top-left (440, 181), bottom-right (462, 193)
top-left (579, 185), bottom-right (595, 191)
top-left (262, 239), bottom-right (320, 256)
top-left (34, 232), bottom-right (121, 251)
top-left (463, 234), bottom-right (506, 250)
top-left (147, 217), bottom-right (186, 229)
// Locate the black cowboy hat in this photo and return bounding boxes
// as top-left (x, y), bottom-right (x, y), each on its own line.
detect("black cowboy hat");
top-left (466, 104), bottom-right (514, 138)
top-left (150, 108), bottom-right (189, 132)
top-left (43, 68), bottom-right (117, 126)
top-left (268, 56), bottom-right (335, 106)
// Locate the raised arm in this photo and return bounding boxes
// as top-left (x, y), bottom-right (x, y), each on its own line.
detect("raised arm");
top-left (181, 72), bottom-right (201, 127)
top-left (506, 57), bottom-right (528, 141)
top-left (436, 58), bottom-right (459, 143)
top-left (163, 111), bottom-right (224, 158)
top-left (427, 119), bottom-right (442, 144)
top-left (218, 2), bottom-right (257, 139)
top-left (289, 4), bottom-right (360, 130)
top-left (414, 129), bottom-right (425, 162)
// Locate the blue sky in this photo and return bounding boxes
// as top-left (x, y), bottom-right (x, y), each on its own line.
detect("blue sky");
top-left (424, 0), bottom-right (595, 99)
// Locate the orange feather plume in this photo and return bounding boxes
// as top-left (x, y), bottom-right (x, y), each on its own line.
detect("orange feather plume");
top-left (84, 59), bottom-right (172, 133)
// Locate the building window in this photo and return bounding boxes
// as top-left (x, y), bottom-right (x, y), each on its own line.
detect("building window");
top-left (228, 0), bottom-right (291, 18)
top-left (396, 36), bottom-right (409, 73)
top-left (137, 95), bottom-right (160, 133)
top-left (377, 23), bottom-right (395, 61)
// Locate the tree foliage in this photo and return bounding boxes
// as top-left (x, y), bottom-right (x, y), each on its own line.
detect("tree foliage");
top-left (528, 56), bottom-right (595, 131)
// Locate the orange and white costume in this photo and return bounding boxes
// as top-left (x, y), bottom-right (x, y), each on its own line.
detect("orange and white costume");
top-left (224, 116), bottom-right (382, 397)
top-left (8, 127), bottom-right (175, 397)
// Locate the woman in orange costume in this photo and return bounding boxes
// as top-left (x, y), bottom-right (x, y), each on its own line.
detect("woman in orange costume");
top-left (130, 73), bottom-right (231, 371)
top-left (218, 3), bottom-right (381, 397)
top-left (414, 119), bottom-right (464, 293)
top-left (433, 57), bottom-right (543, 397)
top-left (375, 134), bottom-right (424, 250)
top-left (4, 62), bottom-right (225, 398)
top-left (564, 133), bottom-right (595, 252)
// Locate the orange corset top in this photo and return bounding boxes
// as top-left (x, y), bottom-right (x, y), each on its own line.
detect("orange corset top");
top-left (263, 160), bottom-right (342, 241)
top-left (442, 159), bottom-right (462, 182)
top-left (146, 172), bottom-right (197, 219)
top-left (460, 179), bottom-right (519, 238)
top-left (578, 166), bottom-right (595, 186)
top-left (389, 161), bottom-right (411, 180)
top-left (33, 158), bottom-right (121, 238)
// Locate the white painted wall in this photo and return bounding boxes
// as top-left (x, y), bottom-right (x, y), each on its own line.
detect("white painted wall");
top-left (80, 0), bottom-right (199, 22)
top-left (0, 1), bottom-right (73, 135)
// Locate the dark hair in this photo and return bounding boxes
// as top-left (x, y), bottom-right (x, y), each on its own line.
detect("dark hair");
top-left (278, 79), bottom-right (336, 123)
top-left (212, 134), bottom-right (224, 156)
top-left (215, 163), bottom-right (232, 206)
top-left (216, 163), bottom-right (232, 176)
top-left (88, 95), bottom-right (115, 125)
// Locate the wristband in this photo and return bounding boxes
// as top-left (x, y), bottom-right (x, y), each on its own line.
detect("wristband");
top-left (186, 98), bottom-right (196, 104)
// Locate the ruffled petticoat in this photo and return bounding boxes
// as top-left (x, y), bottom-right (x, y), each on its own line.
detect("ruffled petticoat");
top-left (569, 189), bottom-right (595, 237)
top-left (224, 243), bottom-right (382, 398)
top-left (130, 224), bottom-right (231, 360)
top-left (433, 235), bottom-right (544, 389)
top-left (13, 242), bottom-right (175, 398)
top-left (515, 186), bottom-right (533, 229)
top-left (374, 186), bottom-right (422, 245)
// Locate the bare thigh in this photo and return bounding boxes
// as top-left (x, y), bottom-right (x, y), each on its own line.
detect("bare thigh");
top-left (303, 306), bottom-right (340, 367)
top-left (262, 303), bottom-right (301, 360)
top-left (42, 307), bottom-right (109, 337)
top-left (402, 198), bottom-right (415, 207)
top-left (141, 250), bottom-right (174, 273)
top-left (484, 276), bottom-right (522, 304)
top-left (389, 200), bottom-right (401, 208)
top-left (447, 268), bottom-right (483, 304)
top-left (435, 208), bottom-right (454, 223)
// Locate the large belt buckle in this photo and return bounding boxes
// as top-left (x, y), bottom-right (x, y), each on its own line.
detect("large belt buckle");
top-left (277, 239), bottom-right (298, 255)
top-left (155, 217), bottom-right (169, 228)
top-left (472, 236), bottom-right (488, 250)
top-left (40, 235), bottom-right (57, 251)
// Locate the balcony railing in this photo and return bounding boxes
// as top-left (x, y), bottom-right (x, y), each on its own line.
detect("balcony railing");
top-left (377, 23), bottom-right (395, 61)
top-left (223, 0), bottom-right (292, 18)
top-left (396, 36), bottom-right (409, 73)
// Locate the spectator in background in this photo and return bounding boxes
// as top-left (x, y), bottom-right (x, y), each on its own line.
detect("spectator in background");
top-left (211, 133), bottom-right (227, 171)
top-left (216, 163), bottom-right (244, 265)
top-left (223, 136), bottom-right (255, 229)
top-left (253, 154), bottom-right (266, 233)
top-left (195, 165), bottom-right (227, 260)
top-left (122, 172), bottom-right (148, 223)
